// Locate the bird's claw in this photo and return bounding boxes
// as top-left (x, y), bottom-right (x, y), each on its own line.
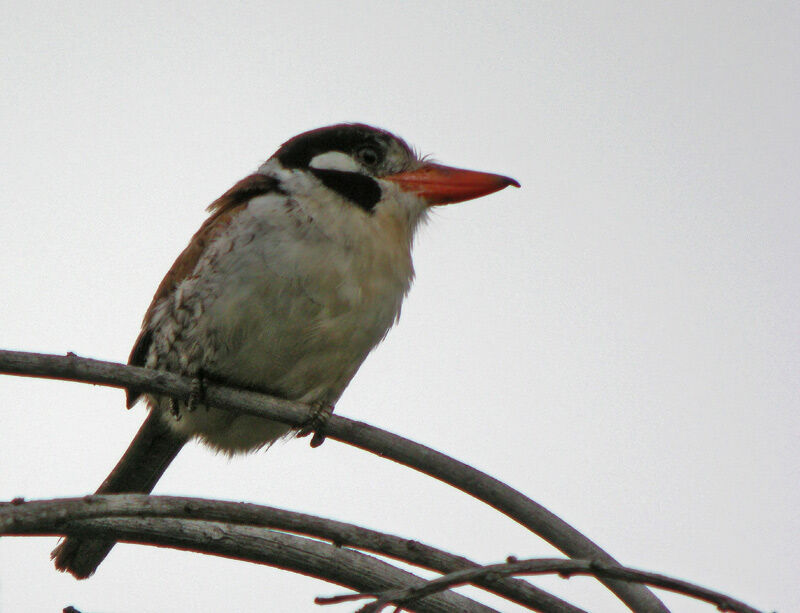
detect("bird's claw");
top-left (298, 403), bottom-right (334, 448)
top-left (169, 397), bottom-right (182, 421)
top-left (187, 373), bottom-right (207, 412)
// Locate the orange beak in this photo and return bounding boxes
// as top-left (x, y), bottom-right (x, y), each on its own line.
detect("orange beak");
top-left (384, 163), bottom-right (520, 206)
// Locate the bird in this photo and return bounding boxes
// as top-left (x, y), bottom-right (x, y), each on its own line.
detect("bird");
top-left (51, 123), bottom-right (519, 578)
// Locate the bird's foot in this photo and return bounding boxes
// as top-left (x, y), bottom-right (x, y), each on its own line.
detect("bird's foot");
top-left (187, 372), bottom-right (207, 413)
top-left (169, 397), bottom-right (182, 421)
top-left (298, 402), bottom-right (334, 448)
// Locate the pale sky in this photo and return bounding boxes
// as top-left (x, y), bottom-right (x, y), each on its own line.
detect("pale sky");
top-left (1, 2), bottom-right (798, 612)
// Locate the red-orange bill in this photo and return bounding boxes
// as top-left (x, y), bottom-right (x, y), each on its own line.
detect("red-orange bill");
top-left (385, 163), bottom-right (520, 206)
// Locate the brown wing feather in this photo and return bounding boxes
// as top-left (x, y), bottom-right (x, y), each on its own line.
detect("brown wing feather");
top-left (126, 173), bottom-right (281, 407)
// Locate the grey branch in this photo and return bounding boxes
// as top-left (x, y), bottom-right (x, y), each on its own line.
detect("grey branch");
top-left (319, 558), bottom-right (765, 613)
top-left (0, 495), bottom-right (583, 613)
top-left (11, 514), bottom-right (494, 613)
top-left (0, 349), bottom-right (666, 612)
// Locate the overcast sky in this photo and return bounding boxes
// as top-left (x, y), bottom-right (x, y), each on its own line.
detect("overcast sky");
top-left (1, 2), bottom-right (798, 612)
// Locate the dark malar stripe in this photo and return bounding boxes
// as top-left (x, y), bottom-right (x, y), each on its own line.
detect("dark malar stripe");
top-left (309, 168), bottom-right (381, 213)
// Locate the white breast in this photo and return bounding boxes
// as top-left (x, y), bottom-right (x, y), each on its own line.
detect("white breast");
top-left (146, 181), bottom-right (417, 452)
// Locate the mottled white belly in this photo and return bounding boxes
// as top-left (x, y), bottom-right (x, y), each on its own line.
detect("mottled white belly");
top-left (144, 200), bottom-right (411, 453)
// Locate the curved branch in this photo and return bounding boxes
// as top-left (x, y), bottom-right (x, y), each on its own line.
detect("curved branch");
top-left (0, 349), bottom-right (667, 613)
top-left (319, 558), bottom-right (764, 613)
top-left (0, 495), bottom-right (584, 613)
top-left (8, 514), bottom-right (494, 613)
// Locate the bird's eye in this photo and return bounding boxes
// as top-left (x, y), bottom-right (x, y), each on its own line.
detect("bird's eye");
top-left (356, 146), bottom-right (380, 166)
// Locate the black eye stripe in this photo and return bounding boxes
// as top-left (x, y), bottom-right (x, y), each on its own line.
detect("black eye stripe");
top-left (309, 168), bottom-right (381, 213)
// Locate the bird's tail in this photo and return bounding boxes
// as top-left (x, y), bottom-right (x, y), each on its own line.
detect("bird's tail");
top-left (51, 409), bottom-right (187, 579)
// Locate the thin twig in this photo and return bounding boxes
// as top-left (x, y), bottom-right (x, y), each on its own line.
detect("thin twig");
top-left (0, 349), bottom-right (667, 612)
top-left (0, 495), bottom-right (584, 613)
top-left (317, 558), bottom-right (764, 613)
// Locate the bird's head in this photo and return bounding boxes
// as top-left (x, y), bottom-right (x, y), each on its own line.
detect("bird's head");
top-left (261, 123), bottom-right (519, 234)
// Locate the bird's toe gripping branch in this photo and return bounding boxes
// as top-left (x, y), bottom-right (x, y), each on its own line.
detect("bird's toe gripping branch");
top-left (297, 402), bottom-right (335, 448)
top-left (186, 372), bottom-right (208, 413)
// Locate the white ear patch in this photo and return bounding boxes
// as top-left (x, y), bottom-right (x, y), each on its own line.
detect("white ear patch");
top-left (309, 151), bottom-right (361, 173)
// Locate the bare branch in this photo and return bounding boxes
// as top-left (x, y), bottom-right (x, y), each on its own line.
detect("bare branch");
top-left (8, 513), bottom-right (495, 613)
top-left (1, 495), bottom-right (584, 613)
top-left (318, 558), bottom-right (765, 613)
top-left (0, 349), bottom-right (667, 612)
